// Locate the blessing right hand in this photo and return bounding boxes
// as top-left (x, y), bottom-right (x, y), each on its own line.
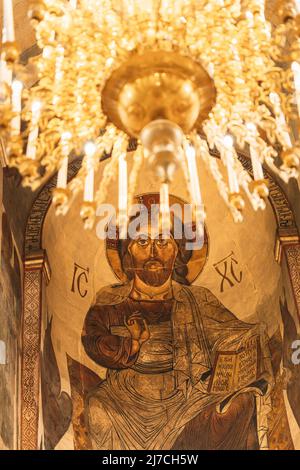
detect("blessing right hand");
top-left (124, 312), bottom-right (150, 345)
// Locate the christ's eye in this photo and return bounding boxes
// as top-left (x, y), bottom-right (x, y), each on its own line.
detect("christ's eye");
top-left (156, 235), bottom-right (169, 247)
top-left (137, 236), bottom-right (150, 247)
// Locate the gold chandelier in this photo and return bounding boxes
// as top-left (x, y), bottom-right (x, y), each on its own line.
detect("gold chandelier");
top-left (1, 0), bottom-right (300, 233)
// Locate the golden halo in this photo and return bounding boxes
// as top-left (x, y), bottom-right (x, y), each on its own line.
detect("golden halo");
top-left (106, 193), bottom-right (208, 286)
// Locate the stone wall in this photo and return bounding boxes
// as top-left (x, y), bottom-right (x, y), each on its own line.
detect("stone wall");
top-left (0, 206), bottom-right (22, 449)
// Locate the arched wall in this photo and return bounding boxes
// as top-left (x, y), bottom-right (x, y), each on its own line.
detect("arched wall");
top-left (21, 151), bottom-right (300, 450)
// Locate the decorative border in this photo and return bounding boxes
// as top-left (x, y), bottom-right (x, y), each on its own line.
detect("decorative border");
top-left (283, 244), bottom-right (300, 322)
top-left (20, 268), bottom-right (42, 450)
top-left (25, 159), bottom-right (82, 256)
top-left (237, 154), bottom-right (298, 234)
top-left (238, 154), bottom-right (299, 262)
top-left (0, 137), bottom-right (8, 167)
top-left (20, 251), bottom-right (50, 450)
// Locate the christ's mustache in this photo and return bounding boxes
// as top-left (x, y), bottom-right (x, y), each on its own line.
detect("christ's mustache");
top-left (126, 266), bottom-right (168, 272)
top-left (123, 259), bottom-right (167, 272)
top-left (143, 259), bottom-right (164, 270)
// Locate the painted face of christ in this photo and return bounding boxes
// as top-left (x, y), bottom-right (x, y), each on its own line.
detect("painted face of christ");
top-left (128, 228), bottom-right (178, 287)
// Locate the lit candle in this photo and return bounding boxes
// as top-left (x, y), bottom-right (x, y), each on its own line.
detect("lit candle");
top-left (26, 100), bottom-right (42, 159)
top-left (3, 0), bottom-right (15, 42)
top-left (11, 80), bottom-right (23, 135)
top-left (125, 0), bottom-right (136, 17)
top-left (142, 0), bottom-right (154, 14)
top-left (160, 182), bottom-right (171, 237)
top-left (55, 45), bottom-right (64, 81)
top-left (207, 62), bottom-right (214, 78)
top-left (57, 157), bottom-right (69, 189)
top-left (292, 62), bottom-right (300, 118)
top-left (245, 11), bottom-right (254, 27)
top-left (57, 132), bottom-right (72, 189)
top-left (250, 145), bottom-right (264, 181)
top-left (246, 123), bottom-right (264, 181)
top-left (0, 56), bottom-right (12, 94)
top-left (0, 27), bottom-right (12, 87)
top-left (185, 143), bottom-right (203, 207)
top-left (185, 142), bottom-right (205, 233)
top-left (269, 92), bottom-right (292, 148)
top-left (118, 152), bottom-right (128, 239)
top-left (83, 141), bottom-right (96, 202)
top-left (224, 135), bottom-right (240, 193)
top-left (0, 59), bottom-right (12, 86)
top-left (52, 45), bottom-right (64, 106)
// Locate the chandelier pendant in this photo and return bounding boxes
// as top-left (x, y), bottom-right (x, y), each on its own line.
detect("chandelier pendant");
top-left (101, 51), bottom-right (216, 137)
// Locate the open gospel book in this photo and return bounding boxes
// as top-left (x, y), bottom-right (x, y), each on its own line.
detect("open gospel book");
top-left (208, 333), bottom-right (261, 395)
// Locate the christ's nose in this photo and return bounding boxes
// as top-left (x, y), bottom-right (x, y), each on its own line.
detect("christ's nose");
top-left (150, 240), bottom-right (158, 258)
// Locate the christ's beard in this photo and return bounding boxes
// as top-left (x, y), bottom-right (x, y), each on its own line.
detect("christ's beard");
top-left (136, 260), bottom-right (172, 287)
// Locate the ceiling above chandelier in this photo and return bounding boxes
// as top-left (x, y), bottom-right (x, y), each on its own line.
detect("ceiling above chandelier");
top-left (1, 0), bottom-right (300, 234)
